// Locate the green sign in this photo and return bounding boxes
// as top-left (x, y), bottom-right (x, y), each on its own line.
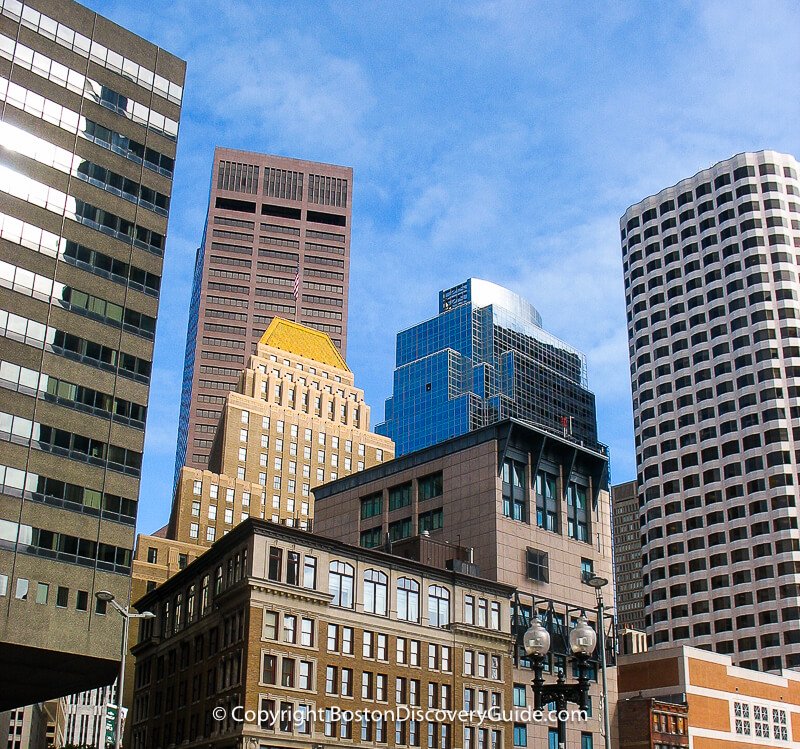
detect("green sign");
top-left (105, 704), bottom-right (117, 746)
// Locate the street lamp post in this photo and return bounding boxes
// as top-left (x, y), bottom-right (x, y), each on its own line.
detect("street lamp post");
top-left (586, 576), bottom-right (612, 749)
top-left (523, 615), bottom-right (596, 749)
top-left (96, 591), bottom-right (155, 749)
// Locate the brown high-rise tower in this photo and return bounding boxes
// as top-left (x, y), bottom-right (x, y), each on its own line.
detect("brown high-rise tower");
top-left (176, 148), bottom-right (352, 477)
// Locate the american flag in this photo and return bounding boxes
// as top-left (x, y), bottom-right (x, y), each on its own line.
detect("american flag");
top-left (293, 267), bottom-right (300, 300)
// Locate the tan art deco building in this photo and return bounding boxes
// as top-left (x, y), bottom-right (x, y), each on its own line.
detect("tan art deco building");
top-left (125, 319), bottom-right (394, 739)
top-left (167, 317), bottom-right (395, 546)
top-left (0, 0), bottom-right (184, 710)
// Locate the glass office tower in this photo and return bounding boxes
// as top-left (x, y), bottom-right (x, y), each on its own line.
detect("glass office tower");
top-left (376, 278), bottom-right (599, 455)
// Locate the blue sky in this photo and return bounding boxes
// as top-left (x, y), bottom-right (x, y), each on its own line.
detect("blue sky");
top-left (84, 0), bottom-right (800, 534)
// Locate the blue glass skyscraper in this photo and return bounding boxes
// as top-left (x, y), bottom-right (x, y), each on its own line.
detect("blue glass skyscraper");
top-left (376, 279), bottom-right (599, 455)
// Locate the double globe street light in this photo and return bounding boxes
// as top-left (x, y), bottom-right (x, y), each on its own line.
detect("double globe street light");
top-left (523, 575), bottom-right (612, 749)
top-left (523, 614), bottom-right (595, 749)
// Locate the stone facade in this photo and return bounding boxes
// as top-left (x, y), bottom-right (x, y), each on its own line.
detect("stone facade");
top-left (314, 419), bottom-right (617, 748)
top-left (0, 0), bottom-right (184, 709)
top-left (130, 520), bottom-right (516, 749)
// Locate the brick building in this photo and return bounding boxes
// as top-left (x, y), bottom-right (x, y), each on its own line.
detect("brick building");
top-left (618, 697), bottom-right (688, 749)
top-left (619, 645), bottom-right (800, 746)
top-left (129, 519), bottom-right (516, 749)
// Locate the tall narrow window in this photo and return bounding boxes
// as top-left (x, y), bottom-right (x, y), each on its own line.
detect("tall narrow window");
top-left (287, 551), bottom-right (300, 585)
top-left (364, 569), bottom-right (388, 615)
top-left (567, 483), bottom-right (590, 542)
top-left (502, 459), bottom-right (527, 522)
top-left (428, 585), bottom-right (450, 628)
top-left (329, 561), bottom-right (355, 608)
top-left (268, 548), bottom-right (283, 581)
top-left (535, 472), bottom-right (559, 532)
top-left (397, 577), bottom-right (420, 622)
top-left (303, 556), bottom-right (317, 589)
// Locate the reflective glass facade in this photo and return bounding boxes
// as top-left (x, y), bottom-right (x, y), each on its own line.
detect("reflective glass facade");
top-left (376, 279), bottom-right (599, 455)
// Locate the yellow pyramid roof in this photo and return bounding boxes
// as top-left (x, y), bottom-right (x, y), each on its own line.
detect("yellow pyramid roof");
top-left (258, 317), bottom-right (350, 372)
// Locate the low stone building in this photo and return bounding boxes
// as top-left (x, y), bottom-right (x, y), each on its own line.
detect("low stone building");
top-left (130, 518), bottom-right (516, 749)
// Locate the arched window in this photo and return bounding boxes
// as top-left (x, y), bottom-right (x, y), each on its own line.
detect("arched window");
top-left (428, 585), bottom-right (450, 627)
top-left (187, 584), bottom-right (196, 622)
top-left (329, 560), bottom-right (355, 608)
top-left (363, 569), bottom-right (388, 615)
top-left (397, 577), bottom-right (420, 622)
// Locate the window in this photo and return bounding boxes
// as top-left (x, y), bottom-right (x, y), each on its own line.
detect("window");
top-left (361, 492), bottom-right (383, 519)
top-left (283, 615), bottom-right (297, 643)
top-left (502, 458), bottom-right (527, 521)
top-left (341, 668), bottom-right (352, 696)
top-left (326, 666), bottom-right (338, 695)
top-left (389, 483), bottom-right (412, 510)
top-left (419, 472), bottom-right (443, 500)
top-left (35, 582), bottom-right (49, 605)
top-left (329, 561), bottom-right (355, 608)
top-left (513, 684), bottom-right (526, 707)
top-left (281, 658), bottom-right (295, 687)
top-left (263, 611), bottom-right (278, 640)
top-left (397, 577), bottom-right (420, 622)
top-left (364, 569), bottom-right (388, 615)
top-left (513, 725), bottom-right (527, 747)
top-left (14, 578), bottom-right (29, 600)
top-left (389, 517), bottom-right (412, 541)
top-left (419, 508), bottom-right (443, 533)
top-left (580, 734), bottom-right (593, 749)
top-left (287, 552), bottom-right (300, 586)
top-left (409, 640), bottom-right (420, 666)
top-left (262, 654), bottom-right (277, 684)
top-left (567, 483), bottom-right (590, 542)
top-left (535, 471), bottom-right (559, 531)
top-left (268, 548), bottom-right (283, 581)
top-left (300, 618), bottom-right (314, 647)
top-left (303, 556), bottom-right (317, 589)
top-left (428, 585), bottom-right (450, 627)
top-left (526, 548), bottom-right (549, 583)
top-left (341, 627), bottom-right (353, 655)
top-left (734, 702), bottom-right (751, 736)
